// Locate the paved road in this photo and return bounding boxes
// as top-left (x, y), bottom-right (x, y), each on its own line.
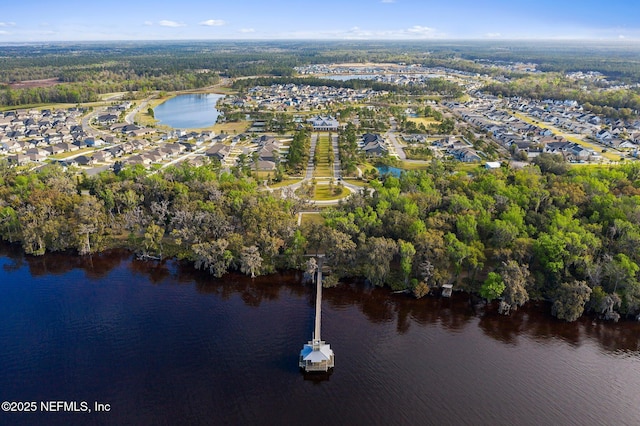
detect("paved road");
top-left (125, 96), bottom-right (154, 125)
top-left (385, 119), bottom-right (407, 160)
top-left (331, 133), bottom-right (342, 179)
top-left (307, 133), bottom-right (318, 179)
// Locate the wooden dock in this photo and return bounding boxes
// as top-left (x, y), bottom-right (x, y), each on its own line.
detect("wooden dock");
top-left (299, 257), bottom-right (335, 372)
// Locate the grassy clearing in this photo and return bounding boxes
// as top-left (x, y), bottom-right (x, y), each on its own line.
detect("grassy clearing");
top-left (407, 117), bottom-right (438, 127)
top-left (455, 163), bottom-right (483, 173)
top-left (99, 92), bottom-right (127, 101)
top-left (214, 121), bottom-right (251, 134)
top-left (50, 148), bottom-right (95, 160)
top-left (398, 160), bottom-right (431, 170)
top-left (300, 213), bottom-right (325, 227)
top-left (135, 111), bottom-right (158, 128)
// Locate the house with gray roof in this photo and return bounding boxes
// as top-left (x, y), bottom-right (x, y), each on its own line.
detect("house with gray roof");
top-left (307, 115), bottom-right (340, 131)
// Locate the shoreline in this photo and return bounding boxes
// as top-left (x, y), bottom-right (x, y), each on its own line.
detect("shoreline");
top-left (0, 242), bottom-right (635, 326)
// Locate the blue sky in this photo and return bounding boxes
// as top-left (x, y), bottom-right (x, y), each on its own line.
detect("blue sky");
top-left (1, 0), bottom-right (639, 42)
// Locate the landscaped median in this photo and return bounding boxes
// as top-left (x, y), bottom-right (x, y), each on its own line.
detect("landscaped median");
top-left (295, 179), bottom-right (351, 202)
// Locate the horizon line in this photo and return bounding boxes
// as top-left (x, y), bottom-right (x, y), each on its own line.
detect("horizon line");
top-left (0, 37), bottom-right (638, 44)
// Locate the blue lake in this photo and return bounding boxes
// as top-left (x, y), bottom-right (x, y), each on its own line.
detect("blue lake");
top-left (154, 93), bottom-right (224, 129)
top-left (376, 165), bottom-right (403, 177)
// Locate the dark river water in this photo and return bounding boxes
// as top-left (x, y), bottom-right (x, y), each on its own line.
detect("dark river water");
top-left (1, 245), bottom-right (640, 425)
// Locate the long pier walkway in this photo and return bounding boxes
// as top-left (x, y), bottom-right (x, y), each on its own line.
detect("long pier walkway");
top-left (299, 257), bottom-right (335, 372)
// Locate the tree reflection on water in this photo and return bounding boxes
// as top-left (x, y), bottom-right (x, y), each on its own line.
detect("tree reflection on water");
top-left (2, 242), bottom-right (639, 354)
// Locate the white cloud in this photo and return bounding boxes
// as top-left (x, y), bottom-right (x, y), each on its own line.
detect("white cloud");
top-left (159, 20), bottom-right (185, 28)
top-left (0, 30), bottom-right (9, 35)
top-left (381, 0), bottom-right (396, 3)
top-left (0, 22), bottom-right (16, 27)
top-left (278, 25), bottom-right (444, 40)
top-left (406, 25), bottom-right (436, 36)
top-left (239, 28), bottom-right (256, 33)
top-left (485, 32), bottom-right (502, 38)
top-left (200, 19), bottom-right (226, 27)
top-left (144, 21), bottom-right (153, 26)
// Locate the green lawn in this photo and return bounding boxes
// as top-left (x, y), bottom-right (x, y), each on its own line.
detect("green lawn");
top-left (50, 148), bottom-right (95, 160)
top-left (398, 160), bottom-right (431, 170)
top-left (295, 183), bottom-right (349, 201)
top-left (343, 178), bottom-right (368, 187)
top-left (313, 133), bottom-right (334, 178)
top-left (312, 185), bottom-right (348, 201)
top-left (214, 121), bottom-right (251, 134)
top-left (407, 117), bottom-right (439, 127)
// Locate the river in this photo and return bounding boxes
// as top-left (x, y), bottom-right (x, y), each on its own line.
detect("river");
top-left (1, 246), bottom-right (639, 425)
top-left (153, 93), bottom-right (224, 129)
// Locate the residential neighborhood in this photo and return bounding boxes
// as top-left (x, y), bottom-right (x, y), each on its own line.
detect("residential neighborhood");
top-left (3, 64), bottom-right (640, 176)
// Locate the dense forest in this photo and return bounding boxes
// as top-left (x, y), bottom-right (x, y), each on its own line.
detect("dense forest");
top-left (1, 154), bottom-right (640, 323)
top-left (482, 74), bottom-right (640, 119)
top-left (3, 40), bottom-right (640, 107)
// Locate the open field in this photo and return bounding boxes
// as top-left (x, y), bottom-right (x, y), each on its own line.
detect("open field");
top-left (214, 121), bottom-right (251, 134)
top-left (8, 78), bottom-right (61, 89)
top-left (99, 92), bottom-right (127, 101)
top-left (407, 117), bottom-right (438, 127)
top-left (398, 160), bottom-right (431, 170)
top-left (134, 98), bottom-right (164, 127)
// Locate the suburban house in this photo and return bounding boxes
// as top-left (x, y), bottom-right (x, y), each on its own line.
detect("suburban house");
top-left (85, 137), bottom-right (105, 147)
top-left (360, 133), bottom-right (387, 156)
top-left (92, 150), bottom-right (113, 163)
top-left (596, 129), bottom-right (612, 142)
top-left (205, 143), bottom-right (231, 161)
top-left (307, 115), bottom-right (340, 131)
top-left (544, 141), bottom-right (595, 161)
top-left (96, 114), bottom-right (118, 125)
top-left (74, 155), bottom-right (96, 166)
top-left (450, 147), bottom-right (481, 162)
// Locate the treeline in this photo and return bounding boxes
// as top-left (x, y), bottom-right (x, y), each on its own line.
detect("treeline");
top-left (0, 162), bottom-right (304, 277)
top-left (1, 84), bottom-right (100, 106)
top-left (307, 155), bottom-right (640, 322)
top-left (0, 71), bottom-right (220, 107)
top-left (1, 156), bottom-right (640, 321)
top-left (233, 76), bottom-right (463, 97)
top-left (443, 40), bottom-right (640, 82)
top-left (4, 40), bottom-right (640, 108)
top-left (483, 75), bottom-right (640, 119)
top-left (286, 130), bottom-right (310, 174)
